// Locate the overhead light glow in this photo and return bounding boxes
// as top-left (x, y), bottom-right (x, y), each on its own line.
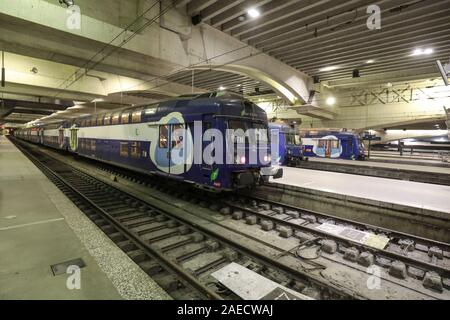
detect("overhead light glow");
top-left (366, 59), bottom-right (375, 64)
top-left (247, 8), bottom-right (260, 18)
top-left (326, 97), bottom-right (336, 106)
top-left (319, 66), bottom-right (338, 72)
top-left (411, 48), bottom-right (434, 56)
top-left (218, 86), bottom-right (226, 91)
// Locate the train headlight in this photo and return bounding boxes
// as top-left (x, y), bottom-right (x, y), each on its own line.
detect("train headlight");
top-left (234, 155), bottom-right (246, 164)
top-left (263, 155), bottom-right (271, 163)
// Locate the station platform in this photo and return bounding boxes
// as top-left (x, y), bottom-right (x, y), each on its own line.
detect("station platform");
top-left (0, 136), bottom-right (170, 300)
top-left (273, 166), bottom-right (450, 214)
top-left (368, 151), bottom-right (450, 168)
top-left (295, 156), bottom-right (450, 186)
top-left (307, 157), bottom-right (450, 174)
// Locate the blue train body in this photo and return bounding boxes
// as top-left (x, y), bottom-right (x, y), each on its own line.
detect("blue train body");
top-left (301, 130), bottom-right (366, 160)
top-left (15, 93), bottom-right (282, 191)
top-left (269, 123), bottom-right (306, 166)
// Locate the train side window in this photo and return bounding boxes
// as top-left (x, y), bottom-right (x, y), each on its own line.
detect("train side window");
top-left (120, 142), bottom-right (129, 157)
top-left (112, 113), bottom-right (120, 125)
top-left (91, 140), bottom-right (96, 151)
top-left (348, 139), bottom-right (353, 150)
top-left (159, 125), bottom-right (169, 148)
top-left (144, 105), bottom-right (158, 115)
top-left (171, 124), bottom-right (184, 149)
top-left (132, 109), bottom-right (143, 123)
top-left (121, 111), bottom-right (130, 124)
top-left (331, 140), bottom-right (340, 148)
top-left (86, 119), bottom-right (91, 127)
top-left (318, 140), bottom-right (325, 148)
top-left (131, 142), bottom-right (140, 158)
top-left (104, 113), bottom-right (112, 125)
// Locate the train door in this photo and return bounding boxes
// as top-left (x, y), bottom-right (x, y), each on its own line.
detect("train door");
top-left (201, 115), bottom-right (214, 181)
top-left (325, 140), bottom-right (332, 158)
top-left (156, 123), bottom-right (187, 175)
top-left (58, 127), bottom-right (64, 148)
top-left (69, 126), bottom-right (78, 151)
top-left (170, 123), bottom-right (186, 175)
top-left (158, 124), bottom-right (171, 174)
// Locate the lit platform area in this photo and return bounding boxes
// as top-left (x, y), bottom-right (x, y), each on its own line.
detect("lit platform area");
top-left (306, 157), bottom-right (450, 174)
top-left (273, 166), bottom-right (450, 214)
top-left (0, 136), bottom-right (169, 300)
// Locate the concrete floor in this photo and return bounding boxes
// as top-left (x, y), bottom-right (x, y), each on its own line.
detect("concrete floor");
top-left (0, 136), bottom-right (170, 300)
top-left (273, 166), bottom-right (450, 214)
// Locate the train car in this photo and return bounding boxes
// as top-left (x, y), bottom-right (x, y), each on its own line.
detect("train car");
top-left (269, 122), bottom-right (306, 166)
top-left (16, 92), bottom-right (282, 191)
top-left (301, 130), bottom-right (366, 160)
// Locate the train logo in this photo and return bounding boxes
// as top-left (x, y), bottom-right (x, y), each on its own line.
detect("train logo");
top-left (307, 135), bottom-right (343, 158)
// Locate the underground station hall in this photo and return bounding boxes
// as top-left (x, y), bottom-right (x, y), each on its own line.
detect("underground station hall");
top-left (0, 0), bottom-right (449, 308)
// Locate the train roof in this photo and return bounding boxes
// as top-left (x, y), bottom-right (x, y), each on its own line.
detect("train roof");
top-left (268, 122), bottom-right (296, 133)
top-left (22, 92), bottom-right (267, 130)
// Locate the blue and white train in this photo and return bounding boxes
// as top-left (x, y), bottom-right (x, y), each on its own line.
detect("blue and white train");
top-left (301, 130), bottom-right (366, 160)
top-left (15, 92), bottom-right (282, 191)
top-left (269, 122), bottom-right (306, 166)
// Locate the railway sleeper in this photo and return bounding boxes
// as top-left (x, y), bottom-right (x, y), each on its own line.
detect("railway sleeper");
top-left (138, 260), bottom-right (163, 276)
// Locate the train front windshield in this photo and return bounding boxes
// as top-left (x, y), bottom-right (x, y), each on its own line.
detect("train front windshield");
top-left (228, 120), bottom-right (269, 143)
top-left (286, 133), bottom-right (301, 145)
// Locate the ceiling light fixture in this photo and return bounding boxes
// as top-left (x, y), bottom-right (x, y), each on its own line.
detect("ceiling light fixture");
top-left (411, 48), bottom-right (434, 56)
top-left (366, 59), bottom-right (375, 64)
top-left (326, 97), bottom-right (336, 106)
top-left (247, 8), bottom-right (260, 18)
top-left (319, 66), bottom-right (338, 72)
top-left (59, 0), bottom-right (74, 7)
top-left (218, 86), bottom-right (226, 91)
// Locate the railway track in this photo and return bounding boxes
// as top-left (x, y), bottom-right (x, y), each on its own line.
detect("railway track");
top-left (13, 139), bottom-right (351, 300)
top-left (12, 138), bottom-right (450, 300)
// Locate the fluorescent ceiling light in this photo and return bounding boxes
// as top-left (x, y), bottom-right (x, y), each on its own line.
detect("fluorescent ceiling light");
top-left (411, 48), bottom-right (433, 56)
top-left (366, 59), bottom-right (375, 64)
top-left (319, 66), bottom-right (338, 72)
top-left (247, 8), bottom-right (260, 18)
top-left (218, 86), bottom-right (226, 90)
top-left (326, 97), bottom-right (336, 106)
